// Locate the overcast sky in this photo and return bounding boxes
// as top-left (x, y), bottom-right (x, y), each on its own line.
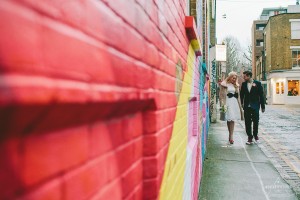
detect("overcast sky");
top-left (216, 0), bottom-right (297, 49)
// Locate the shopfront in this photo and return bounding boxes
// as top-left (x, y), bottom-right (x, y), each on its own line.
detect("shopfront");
top-left (267, 71), bottom-right (300, 105)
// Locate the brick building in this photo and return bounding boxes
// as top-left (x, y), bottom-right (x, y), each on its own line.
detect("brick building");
top-left (252, 20), bottom-right (267, 79)
top-left (0, 0), bottom-right (214, 200)
top-left (264, 11), bottom-right (300, 104)
top-left (252, 7), bottom-right (287, 79)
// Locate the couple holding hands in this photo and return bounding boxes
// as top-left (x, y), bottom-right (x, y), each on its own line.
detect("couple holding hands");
top-left (219, 71), bottom-right (265, 145)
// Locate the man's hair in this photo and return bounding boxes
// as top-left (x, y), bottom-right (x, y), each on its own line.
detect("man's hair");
top-left (243, 71), bottom-right (252, 77)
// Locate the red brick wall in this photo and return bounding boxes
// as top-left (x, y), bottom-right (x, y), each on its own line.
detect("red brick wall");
top-left (0, 0), bottom-right (195, 199)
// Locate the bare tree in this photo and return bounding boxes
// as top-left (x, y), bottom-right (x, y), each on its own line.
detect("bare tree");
top-left (223, 36), bottom-right (242, 74)
top-left (242, 44), bottom-right (252, 70)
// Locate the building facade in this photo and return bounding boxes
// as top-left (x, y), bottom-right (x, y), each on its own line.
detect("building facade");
top-left (252, 20), bottom-right (267, 79)
top-left (255, 56), bottom-right (264, 81)
top-left (208, 0), bottom-right (217, 123)
top-left (264, 13), bottom-right (300, 104)
top-left (252, 7), bottom-right (288, 79)
top-left (0, 0), bottom-right (213, 200)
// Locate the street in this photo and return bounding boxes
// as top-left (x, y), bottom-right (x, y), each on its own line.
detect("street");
top-left (258, 105), bottom-right (300, 197)
top-left (199, 110), bottom-right (299, 200)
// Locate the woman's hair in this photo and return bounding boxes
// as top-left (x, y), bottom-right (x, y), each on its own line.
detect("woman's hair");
top-left (226, 71), bottom-right (239, 86)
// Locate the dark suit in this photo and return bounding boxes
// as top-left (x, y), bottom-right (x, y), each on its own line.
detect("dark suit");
top-left (240, 80), bottom-right (265, 138)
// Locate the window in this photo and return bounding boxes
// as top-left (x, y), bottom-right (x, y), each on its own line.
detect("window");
top-left (256, 40), bottom-right (263, 47)
top-left (288, 80), bottom-right (299, 96)
top-left (292, 49), bottom-right (300, 68)
top-left (256, 24), bottom-right (265, 31)
top-left (290, 19), bottom-right (300, 39)
top-left (276, 82), bottom-right (284, 94)
top-left (260, 41), bottom-right (264, 46)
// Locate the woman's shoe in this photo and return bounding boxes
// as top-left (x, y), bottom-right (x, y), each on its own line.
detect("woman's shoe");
top-left (229, 140), bottom-right (234, 144)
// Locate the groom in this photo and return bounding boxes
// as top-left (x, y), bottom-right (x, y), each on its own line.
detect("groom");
top-left (240, 71), bottom-right (265, 145)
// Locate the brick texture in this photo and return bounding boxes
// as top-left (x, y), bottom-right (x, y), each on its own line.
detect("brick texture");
top-left (0, 0), bottom-right (207, 200)
top-left (265, 13), bottom-right (300, 73)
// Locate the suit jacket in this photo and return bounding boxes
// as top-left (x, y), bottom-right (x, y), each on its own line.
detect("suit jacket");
top-left (240, 80), bottom-right (265, 110)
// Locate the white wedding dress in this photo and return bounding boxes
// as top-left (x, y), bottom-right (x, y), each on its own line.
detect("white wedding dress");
top-left (226, 83), bottom-right (241, 121)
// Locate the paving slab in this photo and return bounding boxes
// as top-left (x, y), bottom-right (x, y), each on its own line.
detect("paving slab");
top-left (199, 119), bottom-right (298, 200)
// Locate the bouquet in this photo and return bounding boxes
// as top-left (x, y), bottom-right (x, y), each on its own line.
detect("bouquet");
top-left (220, 105), bottom-right (227, 113)
top-left (220, 105), bottom-right (227, 121)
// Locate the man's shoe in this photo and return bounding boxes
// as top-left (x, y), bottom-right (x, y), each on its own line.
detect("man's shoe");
top-left (254, 136), bottom-right (260, 143)
top-left (246, 137), bottom-right (253, 145)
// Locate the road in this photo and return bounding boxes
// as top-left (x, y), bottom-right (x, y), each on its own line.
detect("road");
top-left (257, 104), bottom-right (300, 197)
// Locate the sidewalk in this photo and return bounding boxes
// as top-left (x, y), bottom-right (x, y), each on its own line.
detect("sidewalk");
top-left (199, 118), bottom-right (298, 200)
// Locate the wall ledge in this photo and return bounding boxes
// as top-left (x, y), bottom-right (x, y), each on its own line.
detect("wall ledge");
top-left (185, 16), bottom-right (202, 57)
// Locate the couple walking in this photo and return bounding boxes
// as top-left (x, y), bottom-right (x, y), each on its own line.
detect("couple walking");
top-left (219, 71), bottom-right (265, 145)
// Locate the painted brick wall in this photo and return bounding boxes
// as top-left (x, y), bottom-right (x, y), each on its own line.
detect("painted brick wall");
top-left (0, 0), bottom-right (209, 200)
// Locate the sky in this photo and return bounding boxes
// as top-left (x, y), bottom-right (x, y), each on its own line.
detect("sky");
top-left (216, 0), bottom-right (297, 50)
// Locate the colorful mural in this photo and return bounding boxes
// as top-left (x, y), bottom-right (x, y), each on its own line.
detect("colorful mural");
top-left (159, 45), bottom-right (209, 200)
top-left (0, 1), bottom-right (212, 199)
